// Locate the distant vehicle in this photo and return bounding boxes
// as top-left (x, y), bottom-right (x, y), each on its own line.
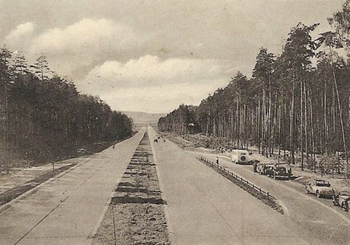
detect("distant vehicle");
top-left (336, 151), bottom-right (347, 160)
top-left (77, 148), bottom-right (90, 155)
top-left (272, 166), bottom-right (290, 180)
top-left (231, 150), bottom-right (250, 164)
top-left (257, 163), bottom-right (274, 176)
top-left (332, 191), bottom-right (350, 212)
top-left (305, 179), bottom-right (334, 198)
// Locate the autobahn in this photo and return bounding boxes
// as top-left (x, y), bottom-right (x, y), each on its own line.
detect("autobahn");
top-left (1, 126), bottom-right (349, 244)
top-left (0, 129), bottom-right (145, 245)
top-left (187, 151), bottom-right (350, 245)
top-left (149, 126), bottom-right (315, 245)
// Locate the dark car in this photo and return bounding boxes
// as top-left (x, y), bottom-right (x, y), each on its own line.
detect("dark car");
top-left (272, 166), bottom-right (290, 180)
top-left (257, 163), bottom-right (274, 176)
top-left (332, 191), bottom-right (350, 211)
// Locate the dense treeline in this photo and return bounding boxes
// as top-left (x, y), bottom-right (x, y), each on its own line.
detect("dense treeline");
top-left (158, 1), bottom-right (350, 173)
top-left (158, 105), bottom-right (201, 134)
top-left (0, 49), bottom-right (132, 167)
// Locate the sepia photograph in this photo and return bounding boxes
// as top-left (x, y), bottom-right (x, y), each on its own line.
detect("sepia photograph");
top-left (1, 0), bottom-right (350, 244)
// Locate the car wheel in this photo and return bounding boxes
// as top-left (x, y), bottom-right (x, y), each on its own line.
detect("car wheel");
top-left (316, 191), bottom-right (321, 198)
top-left (342, 202), bottom-right (349, 212)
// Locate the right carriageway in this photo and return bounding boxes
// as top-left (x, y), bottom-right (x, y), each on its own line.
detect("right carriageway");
top-left (188, 150), bottom-right (350, 245)
top-left (148, 126), bottom-right (324, 245)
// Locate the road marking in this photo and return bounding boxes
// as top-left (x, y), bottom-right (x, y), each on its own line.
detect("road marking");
top-left (14, 195), bottom-right (69, 245)
top-left (329, 220), bottom-right (346, 240)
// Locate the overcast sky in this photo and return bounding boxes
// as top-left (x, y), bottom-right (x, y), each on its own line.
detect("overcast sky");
top-left (0, 0), bottom-right (345, 113)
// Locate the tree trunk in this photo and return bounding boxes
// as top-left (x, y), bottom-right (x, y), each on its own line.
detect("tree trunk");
top-left (290, 80), bottom-right (295, 164)
top-left (300, 80), bottom-right (304, 171)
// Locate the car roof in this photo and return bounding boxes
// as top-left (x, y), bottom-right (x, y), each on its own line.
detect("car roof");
top-left (232, 149), bottom-right (249, 152)
top-left (315, 179), bottom-right (328, 182)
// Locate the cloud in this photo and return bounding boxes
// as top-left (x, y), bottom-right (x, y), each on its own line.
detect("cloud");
top-left (4, 22), bottom-right (35, 49)
top-left (3, 18), bottom-right (140, 77)
top-left (76, 55), bottom-right (234, 113)
top-left (32, 18), bottom-right (137, 55)
top-left (83, 55), bottom-right (232, 89)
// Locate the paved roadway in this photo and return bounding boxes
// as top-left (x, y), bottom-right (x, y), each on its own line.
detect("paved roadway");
top-left (0, 129), bottom-right (145, 245)
top-left (187, 151), bottom-right (350, 245)
top-left (2, 125), bottom-right (349, 245)
top-left (149, 127), bottom-right (314, 245)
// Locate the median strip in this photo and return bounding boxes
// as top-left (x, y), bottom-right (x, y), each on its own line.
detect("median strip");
top-left (92, 132), bottom-right (170, 245)
top-left (198, 156), bottom-right (284, 215)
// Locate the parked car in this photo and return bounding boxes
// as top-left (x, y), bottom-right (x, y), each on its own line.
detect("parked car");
top-left (231, 150), bottom-right (250, 164)
top-left (272, 166), bottom-right (290, 180)
top-left (257, 163), bottom-right (275, 176)
top-left (332, 191), bottom-right (350, 212)
top-left (305, 179), bottom-right (334, 198)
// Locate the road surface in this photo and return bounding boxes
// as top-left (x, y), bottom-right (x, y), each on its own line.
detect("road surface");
top-left (149, 126), bottom-right (313, 245)
top-left (2, 126), bottom-right (349, 245)
top-left (0, 129), bottom-right (145, 245)
top-left (187, 151), bottom-right (350, 245)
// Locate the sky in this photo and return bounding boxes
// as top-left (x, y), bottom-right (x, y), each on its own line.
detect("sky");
top-left (0, 0), bottom-right (345, 113)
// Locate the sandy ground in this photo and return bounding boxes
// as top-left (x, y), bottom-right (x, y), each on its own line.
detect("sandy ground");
top-left (0, 157), bottom-right (86, 195)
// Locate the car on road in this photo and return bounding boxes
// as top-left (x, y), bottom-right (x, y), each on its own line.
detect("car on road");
top-left (305, 179), bottom-right (335, 198)
top-left (332, 190), bottom-right (350, 212)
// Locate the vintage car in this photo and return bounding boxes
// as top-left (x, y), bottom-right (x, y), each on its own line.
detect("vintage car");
top-left (272, 166), bottom-right (290, 180)
top-left (231, 150), bottom-right (250, 164)
top-left (332, 191), bottom-right (350, 212)
top-left (305, 179), bottom-right (335, 198)
top-left (257, 163), bottom-right (275, 176)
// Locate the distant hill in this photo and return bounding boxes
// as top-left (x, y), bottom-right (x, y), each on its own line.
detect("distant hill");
top-left (122, 111), bottom-right (166, 126)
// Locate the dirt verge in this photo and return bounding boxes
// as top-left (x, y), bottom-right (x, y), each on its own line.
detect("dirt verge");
top-left (0, 163), bottom-right (76, 207)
